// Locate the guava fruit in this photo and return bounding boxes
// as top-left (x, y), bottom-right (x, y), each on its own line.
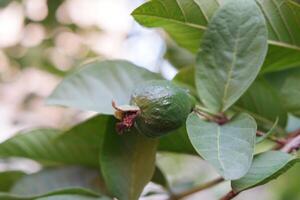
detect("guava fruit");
top-left (113, 80), bottom-right (194, 137)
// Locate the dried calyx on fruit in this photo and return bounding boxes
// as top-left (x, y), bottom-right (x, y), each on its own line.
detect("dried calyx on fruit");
top-left (113, 80), bottom-right (195, 137)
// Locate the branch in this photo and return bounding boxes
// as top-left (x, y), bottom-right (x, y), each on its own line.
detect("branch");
top-left (170, 177), bottom-right (224, 200)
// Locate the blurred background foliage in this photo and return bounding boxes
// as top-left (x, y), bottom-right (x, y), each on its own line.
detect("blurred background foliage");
top-left (0, 0), bottom-right (300, 200)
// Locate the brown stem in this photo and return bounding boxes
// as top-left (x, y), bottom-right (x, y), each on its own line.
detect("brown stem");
top-left (220, 190), bottom-right (239, 200)
top-left (171, 177), bottom-right (224, 200)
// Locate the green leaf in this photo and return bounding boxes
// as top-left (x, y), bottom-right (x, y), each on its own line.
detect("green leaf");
top-left (0, 171), bottom-right (25, 192)
top-left (0, 129), bottom-right (80, 166)
top-left (196, 0), bottom-right (268, 113)
top-left (265, 68), bottom-right (300, 117)
top-left (186, 112), bottom-right (257, 180)
top-left (232, 151), bottom-right (300, 192)
top-left (158, 125), bottom-right (196, 155)
top-left (133, 0), bottom-right (300, 73)
top-left (100, 118), bottom-right (158, 200)
top-left (47, 60), bottom-right (161, 114)
top-left (237, 78), bottom-right (287, 129)
top-left (10, 166), bottom-right (104, 197)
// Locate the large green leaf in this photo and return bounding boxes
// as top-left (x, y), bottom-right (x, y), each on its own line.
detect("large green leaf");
top-left (100, 119), bottom-right (158, 200)
top-left (186, 112), bottom-right (257, 180)
top-left (0, 189), bottom-right (103, 200)
top-left (237, 78), bottom-right (287, 129)
top-left (10, 167), bottom-right (104, 197)
top-left (265, 68), bottom-right (300, 117)
top-left (196, 0), bottom-right (268, 113)
top-left (0, 129), bottom-right (83, 166)
top-left (232, 151), bottom-right (300, 192)
top-left (0, 115), bottom-right (107, 167)
top-left (47, 60), bottom-right (161, 115)
top-left (36, 195), bottom-right (110, 200)
top-left (0, 171), bottom-right (25, 192)
top-left (133, 0), bottom-right (300, 73)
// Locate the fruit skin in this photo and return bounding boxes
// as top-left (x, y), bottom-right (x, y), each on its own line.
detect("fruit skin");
top-left (130, 80), bottom-right (194, 138)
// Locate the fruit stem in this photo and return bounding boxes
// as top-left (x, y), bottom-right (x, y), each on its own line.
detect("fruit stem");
top-left (170, 177), bottom-right (224, 200)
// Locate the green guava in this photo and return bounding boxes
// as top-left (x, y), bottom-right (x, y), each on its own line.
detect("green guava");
top-left (130, 80), bottom-right (194, 137)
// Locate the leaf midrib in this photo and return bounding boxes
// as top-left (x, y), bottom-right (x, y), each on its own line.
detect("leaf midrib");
top-left (221, 26), bottom-right (241, 111)
top-left (132, 13), bottom-right (207, 30)
top-left (217, 126), bottom-right (226, 172)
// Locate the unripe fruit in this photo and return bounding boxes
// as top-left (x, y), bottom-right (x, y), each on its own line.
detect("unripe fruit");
top-left (130, 80), bottom-right (194, 137)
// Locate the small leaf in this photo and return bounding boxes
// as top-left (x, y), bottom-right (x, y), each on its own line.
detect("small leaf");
top-left (232, 151), bottom-right (300, 192)
top-left (256, 118), bottom-right (279, 144)
top-left (0, 171), bottom-right (25, 192)
top-left (196, 0), bottom-right (268, 112)
top-left (47, 60), bottom-right (161, 114)
top-left (100, 118), bottom-right (158, 200)
top-left (186, 112), bottom-right (257, 180)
